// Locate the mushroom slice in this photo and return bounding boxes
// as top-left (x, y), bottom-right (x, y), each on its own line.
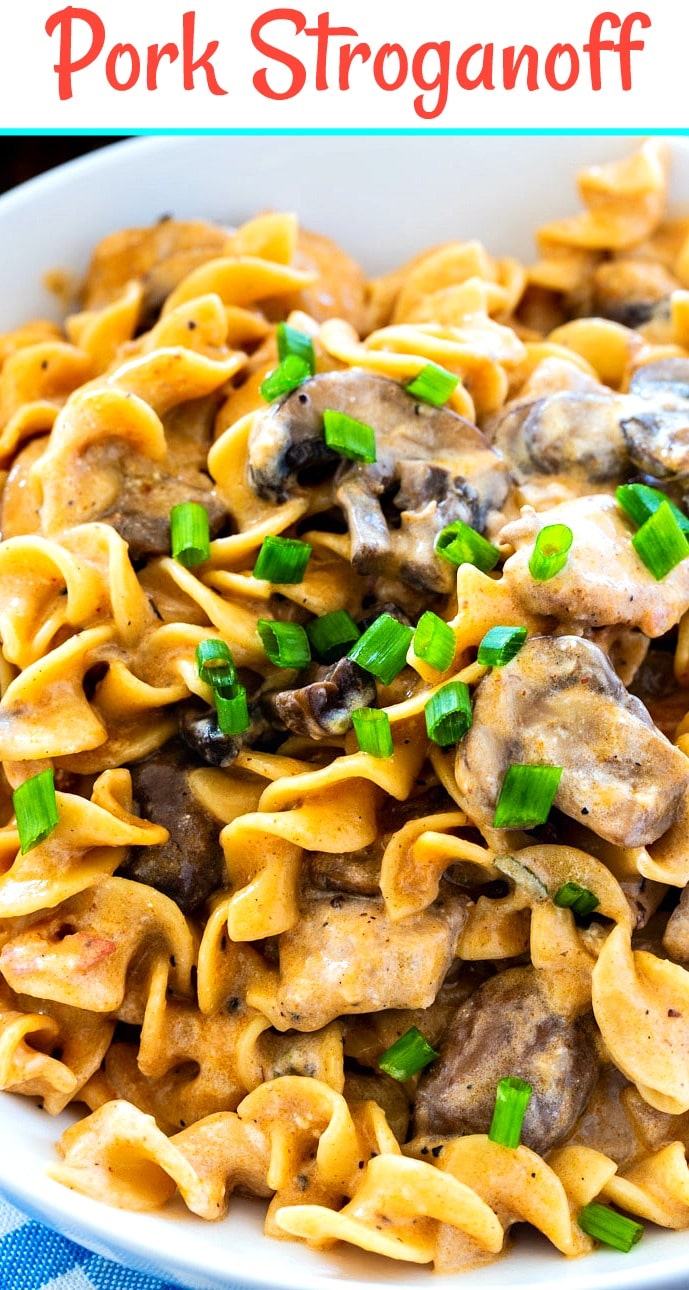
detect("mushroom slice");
top-left (263, 657), bottom-right (376, 741)
top-left (95, 450), bottom-right (229, 561)
top-left (413, 966), bottom-right (599, 1155)
top-left (248, 371), bottom-right (509, 592)
top-left (489, 390), bottom-right (630, 489)
top-left (454, 635), bottom-right (689, 848)
top-left (622, 358), bottom-right (689, 478)
top-left (500, 494), bottom-right (689, 637)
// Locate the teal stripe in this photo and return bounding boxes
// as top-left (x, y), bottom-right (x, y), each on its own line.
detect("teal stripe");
top-left (0, 127), bottom-right (688, 137)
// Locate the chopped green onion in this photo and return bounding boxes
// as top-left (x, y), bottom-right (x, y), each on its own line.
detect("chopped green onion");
top-left (631, 499), bottom-right (689, 581)
top-left (348, 613), bottom-right (414, 686)
top-left (276, 322), bottom-right (316, 374)
top-left (435, 520), bottom-right (500, 573)
top-left (196, 638), bottom-right (237, 689)
top-left (378, 1026), bottom-right (438, 1081)
top-left (257, 619), bottom-right (311, 669)
top-left (493, 764), bottom-right (563, 830)
top-left (253, 535), bottom-right (312, 584)
top-left (413, 612), bottom-right (456, 672)
top-left (214, 683), bottom-right (250, 736)
top-left (578, 1202), bottom-right (643, 1252)
top-left (13, 769), bottom-right (59, 855)
top-left (406, 363), bottom-right (460, 406)
top-left (616, 482), bottom-right (689, 535)
top-left (488, 1077), bottom-right (532, 1149)
top-left (528, 524), bottom-right (573, 582)
top-left (352, 708), bottom-right (394, 759)
top-left (554, 882), bottom-right (601, 919)
top-left (425, 681), bottom-right (473, 747)
top-left (323, 410), bottom-right (377, 463)
top-left (170, 502), bottom-right (210, 568)
top-left (306, 609), bottom-right (360, 663)
top-left (477, 625), bottom-right (528, 668)
top-left (260, 354), bottom-right (311, 402)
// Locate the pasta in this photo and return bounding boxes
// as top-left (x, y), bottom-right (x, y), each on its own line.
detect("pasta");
top-left (6, 138), bottom-right (689, 1276)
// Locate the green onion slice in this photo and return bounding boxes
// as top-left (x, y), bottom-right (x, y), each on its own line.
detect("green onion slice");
top-left (631, 499), bottom-right (689, 581)
top-left (378, 1026), bottom-right (438, 1081)
top-left (13, 768), bottom-right (60, 855)
top-left (306, 609), bottom-right (360, 663)
top-left (477, 625), bottom-right (528, 667)
top-left (260, 354), bottom-right (311, 402)
top-left (493, 764), bottom-right (563, 829)
top-left (215, 683), bottom-right (250, 736)
top-left (276, 322), bottom-right (316, 374)
top-left (196, 638), bottom-right (237, 689)
top-left (488, 1076), bottom-right (532, 1149)
top-left (406, 363), bottom-right (460, 406)
top-left (616, 482), bottom-right (689, 535)
top-left (257, 619), bottom-right (311, 669)
top-left (554, 881), bottom-right (600, 919)
top-left (170, 502), bottom-right (211, 568)
top-left (425, 681), bottom-right (473, 747)
top-left (413, 612), bottom-right (456, 672)
top-left (348, 613), bottom-right (414, 687)
top-left (352, 708), bottom-right (394, 759)
top-left (323, 410), bottom-right (376, 463)
top-left (253, 535), bottom-right (312, 584)
top-left (528, 524), bottom-right (573, 582)
top-left (435, 520), bottom-right (501, 573)
top-left (578, 1202), bottom-right (643, 1252)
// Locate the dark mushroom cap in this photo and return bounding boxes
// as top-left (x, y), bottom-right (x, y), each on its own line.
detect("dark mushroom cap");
top-left (248, 370), bottom-right (509, 592)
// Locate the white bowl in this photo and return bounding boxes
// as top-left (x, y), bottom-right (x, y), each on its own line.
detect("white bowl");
top-left (2, 133), bottom-right (689, 1290)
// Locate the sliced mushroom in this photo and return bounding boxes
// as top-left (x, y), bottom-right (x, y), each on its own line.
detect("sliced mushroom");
top-left (486, 356), bottom-right (689, 502)
top-left (413, 966), bottom-right (599, 1155)
top-left (271, 890), bottom-right (469, 1031)
top-left (95, 451), bottom-right (229, 561)
top-left (263, 657), bottom-right (376, 740)
top-left (121, 741), bottom-right (225, 914)
top-left (454, 635), bottom-right (689, 848)
top-left (489, 391), bottom-right (630, 489)
top-left (248, 371), bottom-right (510, 592)
top-left (622, 359), bottom-right (689, 478)
top-left (179, 702), bottom-right (241, 768)
top-left (500, 494), bottom-right (689, 637)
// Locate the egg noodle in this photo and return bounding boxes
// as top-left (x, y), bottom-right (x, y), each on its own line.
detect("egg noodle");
top-left (4, 141), bottom-right (689, 1272)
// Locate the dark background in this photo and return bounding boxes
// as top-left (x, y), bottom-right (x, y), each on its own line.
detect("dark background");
top-left (0, 137), bottom-right (124, 195)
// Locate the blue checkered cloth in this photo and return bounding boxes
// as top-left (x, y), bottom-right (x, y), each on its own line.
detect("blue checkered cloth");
top-left (0, 1195), bottom-right (185, 1290)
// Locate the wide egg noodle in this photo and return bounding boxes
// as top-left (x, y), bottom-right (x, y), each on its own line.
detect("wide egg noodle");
top-left (4, 145), bottom-right (689, 1273)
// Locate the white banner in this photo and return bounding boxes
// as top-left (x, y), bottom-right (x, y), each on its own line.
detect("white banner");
top-left (0, 0), bottom-right (681, 130)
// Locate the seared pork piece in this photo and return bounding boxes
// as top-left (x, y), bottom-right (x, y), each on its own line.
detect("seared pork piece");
top-left (121, 742), bottom-right (225, 913)
top-left (500, 494), bottom-right (689, 637)
top-left (248, 371), bottom-right (509, 592)
top-left (455, 636), bottom-right (689, 847)
top-left (263, 657), bottom-right (376, 740)
top-left (590, 259), bottom-right (677, 329)
top-left (81, 218), bottom-right (232, 312)
top-left (270, 891), bottom-right (469, 1031)
top-left (414, 966), bottom-right (599, 1154)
